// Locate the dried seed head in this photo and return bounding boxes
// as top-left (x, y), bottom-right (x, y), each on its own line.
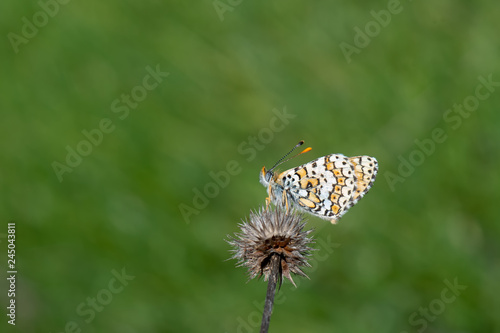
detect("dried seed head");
top-left (227, 207), bottom-right (315, 287)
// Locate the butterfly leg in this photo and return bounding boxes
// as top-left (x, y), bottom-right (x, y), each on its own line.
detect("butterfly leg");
top-left (282, 190), bottom-right (290, 212)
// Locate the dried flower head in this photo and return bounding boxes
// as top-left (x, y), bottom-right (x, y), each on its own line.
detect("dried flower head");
top-left (227, 207), bottom-right (315, 287)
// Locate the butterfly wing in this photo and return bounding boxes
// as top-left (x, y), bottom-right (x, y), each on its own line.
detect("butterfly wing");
top-left (276, 154), bottom-right (378, 223)
top-left (349, 156), bottom-right (378, 203)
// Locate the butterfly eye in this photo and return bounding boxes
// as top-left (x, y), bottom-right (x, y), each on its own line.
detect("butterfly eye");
top-left (265, 171), bottom-right (273, 182)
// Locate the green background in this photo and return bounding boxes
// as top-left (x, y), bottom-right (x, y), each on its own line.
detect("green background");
top-left (1, 0), bottom-right (499, 332)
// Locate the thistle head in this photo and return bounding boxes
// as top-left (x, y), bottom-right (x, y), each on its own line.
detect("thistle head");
top-left (227, 207), bottom-right (315, 287)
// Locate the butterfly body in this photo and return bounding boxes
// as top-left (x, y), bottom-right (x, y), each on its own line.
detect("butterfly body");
top-left (260, 153), bottom-right (378, 224)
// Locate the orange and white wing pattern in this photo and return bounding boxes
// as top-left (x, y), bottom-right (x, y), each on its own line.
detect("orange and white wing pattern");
top-left (348, 156), bottom-right (378, 203)
top-left (265, 154), bottom-right (378, 224)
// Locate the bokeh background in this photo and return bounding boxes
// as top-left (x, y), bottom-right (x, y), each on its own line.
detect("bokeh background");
top-left (1, 0), bottom-right (499, 332)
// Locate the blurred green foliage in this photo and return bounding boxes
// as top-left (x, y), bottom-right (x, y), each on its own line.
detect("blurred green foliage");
top-left (1, 0), bottom-right (499, 332)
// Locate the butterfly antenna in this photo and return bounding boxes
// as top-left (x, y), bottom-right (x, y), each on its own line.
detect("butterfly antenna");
top-left (268, 141), bottom-right (312, 172)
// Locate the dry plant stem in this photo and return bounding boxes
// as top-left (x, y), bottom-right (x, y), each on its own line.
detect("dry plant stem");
top-left (260, 255), bottom-right (280, 333)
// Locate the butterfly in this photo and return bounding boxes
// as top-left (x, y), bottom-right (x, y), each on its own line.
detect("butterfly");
top-left (260, 141), bottom-right (378, 224)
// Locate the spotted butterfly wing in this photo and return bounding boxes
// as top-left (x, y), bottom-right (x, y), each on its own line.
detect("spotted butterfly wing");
top-left (270, 154), bottom-right (378, 224)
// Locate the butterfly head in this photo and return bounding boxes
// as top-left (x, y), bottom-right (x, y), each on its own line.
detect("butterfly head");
top-left (260, 166), bottom-right (274, 187)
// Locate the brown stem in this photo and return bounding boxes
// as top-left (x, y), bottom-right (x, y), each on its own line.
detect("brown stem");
top-left (260, 255), bottom-right (280, 333)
